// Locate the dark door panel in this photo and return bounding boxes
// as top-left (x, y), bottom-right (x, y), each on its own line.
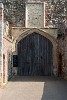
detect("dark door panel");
top-left (17, 33), bottom-right (53, 76)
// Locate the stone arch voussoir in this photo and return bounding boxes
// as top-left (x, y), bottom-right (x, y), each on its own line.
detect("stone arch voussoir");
top-left (15, 28), bottom-right (58, 76)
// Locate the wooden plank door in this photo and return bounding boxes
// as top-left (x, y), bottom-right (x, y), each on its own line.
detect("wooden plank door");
top-left (17, 33), bottom-right (53, 76)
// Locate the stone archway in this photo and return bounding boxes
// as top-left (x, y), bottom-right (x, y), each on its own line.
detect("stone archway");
top-left (17, 32), bottom-right (53, 76)
top-left (14, 28), bottom-right (57, 76)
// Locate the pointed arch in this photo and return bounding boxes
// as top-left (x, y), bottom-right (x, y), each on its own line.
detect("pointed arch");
top-left (15, 28), bottom-right (57, 76)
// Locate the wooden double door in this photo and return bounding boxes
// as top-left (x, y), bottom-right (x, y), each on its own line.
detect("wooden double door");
top-left (17, 33), bottom-right (53, 76)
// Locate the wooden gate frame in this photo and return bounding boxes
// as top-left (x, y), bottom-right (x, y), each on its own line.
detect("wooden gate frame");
top-left (14, 28), bottom-right (58, 76)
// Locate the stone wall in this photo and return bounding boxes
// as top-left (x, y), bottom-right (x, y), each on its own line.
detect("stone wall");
top-left (12, 27), bottom-right (58, 39)
top-left (0, 3), bottom-right (3, 86)
top-left (26, 2), bottom-right (45, 28)
top-left (0, 4), bottom-right (12, 85)
top-left (57, 35), bottom-right (67, 79)
top-left (3, 36), bottom-right (12, 83)
top-left (63, 35), bottom-right (67, 79)
top-left (12, 27), bottom-right (58, 77)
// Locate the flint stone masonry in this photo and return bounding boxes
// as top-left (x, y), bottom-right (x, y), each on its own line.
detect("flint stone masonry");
top-left (26, 2), bottom-right (45, 28)
top-left (63, 35), bottom-right (67, 79)
top-left (57, 35), bottom-right (67, 79)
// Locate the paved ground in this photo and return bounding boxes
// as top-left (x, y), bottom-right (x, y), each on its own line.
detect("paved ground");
top-left (0, 76), bottom-right (67, 100)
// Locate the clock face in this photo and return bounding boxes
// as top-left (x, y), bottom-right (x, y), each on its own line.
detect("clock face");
top-left (26, 3), bottom-right (45, 28)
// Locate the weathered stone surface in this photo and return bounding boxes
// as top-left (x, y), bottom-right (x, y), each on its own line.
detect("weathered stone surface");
top-left (0, 3), bottom-right (3, 86)
top-left (57, 35), bottom-right (67, 79)
top-left (3, 36), bottom-right (12, 83)
top-left (26, 2), bottom-right (45, 28)
top-left (12, 27), bottom-right (58, 39)
top-left (1, 0), bottom-right (67, 86)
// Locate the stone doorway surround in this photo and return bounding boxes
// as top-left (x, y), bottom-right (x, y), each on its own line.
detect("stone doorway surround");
top-left (12, 28), bottom-right (58, 76)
